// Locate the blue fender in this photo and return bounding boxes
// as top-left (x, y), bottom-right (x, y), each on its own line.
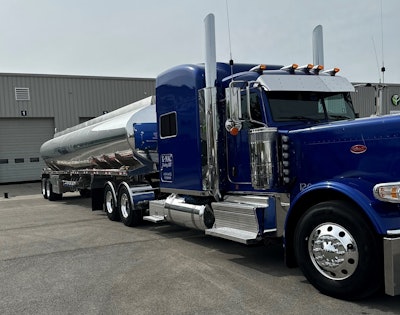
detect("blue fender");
top-left (287, 179), bottom-right (387, 235)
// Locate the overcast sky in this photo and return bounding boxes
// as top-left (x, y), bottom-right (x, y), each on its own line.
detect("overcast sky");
top-left (0, 0), bottom-right (398, 83)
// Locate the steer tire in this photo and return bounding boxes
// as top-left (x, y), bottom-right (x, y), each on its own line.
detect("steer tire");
top-left (294, 200), bottom-right (382, 300)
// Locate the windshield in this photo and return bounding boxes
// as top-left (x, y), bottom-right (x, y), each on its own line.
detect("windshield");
top-left (267, 91), bottom-right (355, 123)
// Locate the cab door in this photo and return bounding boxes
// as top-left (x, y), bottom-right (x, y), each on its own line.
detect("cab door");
top-left (226, 88), bottom-right (266, 188)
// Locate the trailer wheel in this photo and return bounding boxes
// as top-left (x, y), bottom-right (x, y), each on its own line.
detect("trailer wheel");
top-left (118, 185), bottom-right (142, 227)
top-left (294, 200), bottom-right (382, 300)
top-left (41, 179), bottom-right (48, 199)
top-left (104, 184), bottom-right (119, 221)
top-left (45, 180), bottom-right (62, 201)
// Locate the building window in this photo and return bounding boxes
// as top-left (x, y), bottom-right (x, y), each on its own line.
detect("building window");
top-left (15, 158), bottom-right (24, 163)
top-left (15, 87), bottom-right (30, 101)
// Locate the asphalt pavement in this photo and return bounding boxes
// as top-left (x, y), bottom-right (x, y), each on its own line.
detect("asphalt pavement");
top-left (0, 182), bottom-right (399, 314)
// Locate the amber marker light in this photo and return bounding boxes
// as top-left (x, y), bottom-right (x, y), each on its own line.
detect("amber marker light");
top-left (229, 127), bottom-right (240, 136)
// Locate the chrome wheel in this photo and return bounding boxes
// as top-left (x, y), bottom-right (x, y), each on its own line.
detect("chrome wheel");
top-left (104, 183), bottom-right (119, 221)
top-left (105, 190), bottom-right (114, 214)
top-left (120, 193), bottom-right (130, 219)
top-left (308, 222), bottom-right (358, 280)
top-left (117, 183), bottom-right (142, 227)
top-left (294, 200), bottom-right (382, 299)
top-left (41, 179), bottom-right (47, 198)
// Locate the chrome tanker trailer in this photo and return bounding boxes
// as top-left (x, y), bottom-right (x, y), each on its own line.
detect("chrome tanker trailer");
top-left (40, 96), bottom-right (159, 225)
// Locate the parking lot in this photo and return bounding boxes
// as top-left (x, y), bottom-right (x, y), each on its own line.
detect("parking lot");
top-left (0, 182), bottom-right (399, 314)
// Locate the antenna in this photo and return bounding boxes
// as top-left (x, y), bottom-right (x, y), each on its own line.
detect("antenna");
top-left (380, 0), bottom-right (385, 83)
top-left (371, 36), bottom-right (382, 83)
top-left (225, 0), bottom-right (234, 76)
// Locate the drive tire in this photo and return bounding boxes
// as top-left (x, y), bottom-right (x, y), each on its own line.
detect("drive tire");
top-left (294, 200), bottom-right (382, 300)
top-left (118, 184), bottom-right (142, 227)
top-left (104, 183), bottom-right (119, 221)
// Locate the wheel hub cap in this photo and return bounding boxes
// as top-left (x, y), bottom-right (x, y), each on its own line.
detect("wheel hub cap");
top-left (308, 223), bottom-right (358, 280)
top-left (120, 194), bottom-right (130, 218)
top-left (105, 191), bottom-right (114, 214)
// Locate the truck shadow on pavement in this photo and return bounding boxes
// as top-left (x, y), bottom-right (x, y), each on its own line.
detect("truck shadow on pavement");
top-left (59, 195), bottom-right (400, 312)
top-left (141, 222), bottom-right (400, 312)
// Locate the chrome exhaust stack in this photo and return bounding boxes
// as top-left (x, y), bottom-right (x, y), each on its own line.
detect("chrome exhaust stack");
top-left (203, 13), bottom-right (220, 200)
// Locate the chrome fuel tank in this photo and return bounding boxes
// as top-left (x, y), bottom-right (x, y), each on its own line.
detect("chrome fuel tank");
top-left (40, 96), bottom-right (158, 171)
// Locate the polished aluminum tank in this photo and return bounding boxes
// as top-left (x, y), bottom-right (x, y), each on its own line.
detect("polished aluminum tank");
top-left (40, 96), bottom-right (158, 171)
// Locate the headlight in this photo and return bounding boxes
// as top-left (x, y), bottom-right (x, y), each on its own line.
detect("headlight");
top-left (373, 182), bottom-right (400, 203)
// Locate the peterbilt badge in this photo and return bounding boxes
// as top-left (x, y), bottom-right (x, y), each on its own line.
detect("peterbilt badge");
top-left (350, 144), bottom-right (367, 154)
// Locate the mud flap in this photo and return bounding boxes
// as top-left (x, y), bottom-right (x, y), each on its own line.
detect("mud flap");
top-left (91, 188), bottom-right (104, 211)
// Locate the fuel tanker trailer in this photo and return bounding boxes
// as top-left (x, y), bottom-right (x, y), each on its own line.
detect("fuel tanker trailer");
top-left (40, 96), bottom-right (159, 225)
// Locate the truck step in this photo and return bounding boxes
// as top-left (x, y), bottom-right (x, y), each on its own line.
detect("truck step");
top-left (205, 227), bottom-right (259, 244)
top-left (144, 200), bottom-right (167, 223)
top-left (143, 215), bottom-right (166, 223)
top-left (211, 200), bottom-right (260, 234)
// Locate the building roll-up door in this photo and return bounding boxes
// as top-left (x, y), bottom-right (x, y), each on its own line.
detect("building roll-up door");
top-left (0, 118), bottom-right (55, 183)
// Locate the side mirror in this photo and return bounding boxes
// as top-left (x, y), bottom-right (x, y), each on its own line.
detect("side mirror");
top-left (225, 86), bottom-right (243, 136)
top-left (226, 86), bottom-right (242, 121)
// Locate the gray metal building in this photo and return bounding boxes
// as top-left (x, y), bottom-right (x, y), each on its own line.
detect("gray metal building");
top-left (351, 83), bottom-right (400, 117)
top-left (0, 73), bottom-right (155, 183)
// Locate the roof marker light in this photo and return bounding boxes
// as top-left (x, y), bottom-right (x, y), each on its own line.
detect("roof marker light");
top-left (311, 65), bottom-right (324, 74)
top-left (323, 67), bottom-right (340, 76)
top-left (250, 64), bottom-right (268, 73)
top-left (281, 64), bottom-right (298, 73)
top-left (297, 64), bottom-right (314, 73)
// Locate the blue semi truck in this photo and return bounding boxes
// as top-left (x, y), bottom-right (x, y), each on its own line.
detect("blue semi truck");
top-left (40, 14), bottom-right (400, 299)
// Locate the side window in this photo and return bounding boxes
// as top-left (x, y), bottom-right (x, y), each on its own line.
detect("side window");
top-left (240, 91), bottom-right (264, 123)
top-left (324, 95), bottom-right (348, 115)
top-left (160, 112), bottom-right (177, 138)
top-left (249, 93), bottom-right (263, 121)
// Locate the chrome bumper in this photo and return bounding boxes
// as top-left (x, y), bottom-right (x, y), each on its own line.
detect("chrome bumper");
top-left (384, 237), bottom-right (400, 296)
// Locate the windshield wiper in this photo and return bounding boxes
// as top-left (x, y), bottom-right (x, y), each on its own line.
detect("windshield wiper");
top-left (282, 116), bottom-right (321, 123)
top-left (328, 114), bottom-right (352, 120)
